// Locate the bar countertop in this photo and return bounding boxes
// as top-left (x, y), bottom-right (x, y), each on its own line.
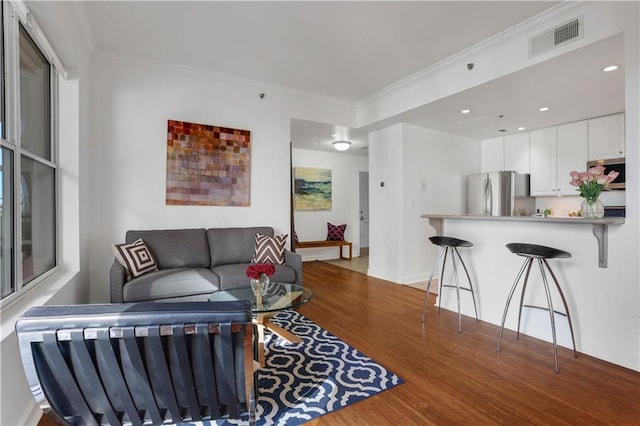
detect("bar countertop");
top-left (420, 214), bottom-right (625, 268)
top-left (420, 214), bottom-right (625, 226)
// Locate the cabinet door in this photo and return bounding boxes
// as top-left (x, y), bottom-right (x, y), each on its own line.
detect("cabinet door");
top-left (530, 127), bottom-right (557, 196)
top-left (557, 121), bottom-right (588, 195)
top-left (588, 113), bottom-right (625, 160)
top-left (504, 133), bottom-right (530, 173)
top-left (480, 137), bottom-right (504, 172)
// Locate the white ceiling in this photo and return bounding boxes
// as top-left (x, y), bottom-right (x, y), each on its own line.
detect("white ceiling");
top-left (27, 1), bottom-right (625, 155)
top-left (395, 33), bottom-right (625, 139)
top-left (79, 1), bottom-right (558, 101)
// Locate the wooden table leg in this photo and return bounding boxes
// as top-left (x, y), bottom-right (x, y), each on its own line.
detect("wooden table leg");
top-left (255, 318), bottom-right (266, 367)
top-left (264, 319), bottom-right (302, 343)
top-left (255, 312), bottom-right (303, 367)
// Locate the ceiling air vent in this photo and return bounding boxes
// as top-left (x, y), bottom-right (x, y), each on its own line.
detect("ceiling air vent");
top-left (529, 16), bottom-right (583, 58)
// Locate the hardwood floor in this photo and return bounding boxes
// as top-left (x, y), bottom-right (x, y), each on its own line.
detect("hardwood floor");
top-left (37, 261), bottom-right (640, 425)
top-left (297, 261), bottom-right (640, 425)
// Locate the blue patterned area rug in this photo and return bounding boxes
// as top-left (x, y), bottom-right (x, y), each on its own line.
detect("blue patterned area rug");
top-left (257, 310), bottom-right (403, 425)
top-left (183, 310), bottom-right (403, 426)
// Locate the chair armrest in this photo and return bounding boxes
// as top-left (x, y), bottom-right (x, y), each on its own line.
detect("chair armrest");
top-left (109, 259), bottom-right (126, 303)
top-left (284, 249), bottom-right (303, 285)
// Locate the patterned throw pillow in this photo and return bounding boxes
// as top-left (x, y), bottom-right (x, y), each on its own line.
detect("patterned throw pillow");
top-left (252, 233), bottom-right (288, 265)
top-left (112, 239), bottom-right (159, 279)
top-left (326, 223), bottom-right (347, 241)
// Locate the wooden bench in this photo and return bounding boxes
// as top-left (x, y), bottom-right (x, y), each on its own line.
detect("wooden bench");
top-left (295, 240), bottom-right (353, 260)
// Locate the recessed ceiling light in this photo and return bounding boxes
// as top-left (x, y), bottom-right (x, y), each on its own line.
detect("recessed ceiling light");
top-left (539, 107), bottom-right (549, 112)
top-left (461, 109), bottom-right (470, 114)
top-left (517, 127), bottom-right (526, 131)
top-left (603, 65), bottom-right (619, 72)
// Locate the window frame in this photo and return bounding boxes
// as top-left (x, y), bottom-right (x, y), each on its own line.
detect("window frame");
top-left (1, 0), bottom-right (59, 307)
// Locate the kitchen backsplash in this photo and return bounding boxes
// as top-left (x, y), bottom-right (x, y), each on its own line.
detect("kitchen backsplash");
top-left (534, 191), bottom-right (625, 217)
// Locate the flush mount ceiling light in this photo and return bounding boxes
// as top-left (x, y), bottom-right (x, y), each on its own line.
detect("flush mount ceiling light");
top-left (603, 65), bottom-right (619, 72)
top-left (461, 109), bottom-right (471, 114)
top-left (539, 106), bottom-right (550, 112)
top-left (332, 140), bottom-right (351, 151)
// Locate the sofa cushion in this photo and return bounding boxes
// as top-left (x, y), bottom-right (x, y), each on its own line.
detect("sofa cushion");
top-left (207, 227), bottom-right (274, 267)
top-left (252, 233), bottom-right (287, 265)
top-left (112, 239), bottom-right (158, 278)
top-left (212, 263), bottom-right (296, 290)
top-left (126, 229), bottom-right (210, 269)
top-left (123, 268), bottom-right (219, 302)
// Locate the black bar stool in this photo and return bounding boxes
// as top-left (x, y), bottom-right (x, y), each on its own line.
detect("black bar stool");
top-left (421, 236), bottom-right (478, 333)
top-left (497, 243), bottom-right (578, 373)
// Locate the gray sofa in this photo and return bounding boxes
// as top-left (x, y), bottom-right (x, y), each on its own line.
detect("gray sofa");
top-left (110, 227), bottom-right (302, 303)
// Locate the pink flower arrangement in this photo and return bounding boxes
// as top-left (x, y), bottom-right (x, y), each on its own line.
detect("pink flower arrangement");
top-left (569, 165), bottom-right (619, 202)
top-left (246, 263), bottom-right (275, 280)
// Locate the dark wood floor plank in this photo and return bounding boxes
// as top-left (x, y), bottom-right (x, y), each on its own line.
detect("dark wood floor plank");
top-left (297, 261), bottom-right (640, 425)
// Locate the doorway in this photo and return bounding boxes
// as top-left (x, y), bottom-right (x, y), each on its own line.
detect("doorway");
top-left (320, 171), bottom-right (369, 274)
top-left (359, 171), bottom-right (369, 253)
top-left (358, 171), bottom-right (369, 272)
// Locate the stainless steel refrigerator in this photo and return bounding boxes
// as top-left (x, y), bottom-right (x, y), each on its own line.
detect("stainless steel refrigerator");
top-left (466, 171), bottom-right (535, 216)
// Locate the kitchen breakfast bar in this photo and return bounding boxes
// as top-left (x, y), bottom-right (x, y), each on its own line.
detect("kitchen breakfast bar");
top-left (422, 214), bottom-right (625, 268)
top-left (419, 213), bottom-right (627, 366)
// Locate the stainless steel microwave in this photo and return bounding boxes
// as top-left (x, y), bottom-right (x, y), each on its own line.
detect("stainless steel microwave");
top-left (587, 158), bottom-right (625, 190)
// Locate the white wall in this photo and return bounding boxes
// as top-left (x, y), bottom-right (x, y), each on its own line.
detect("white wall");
top-left (292, 148), bottom-right (368, 260)
top-left (88, 54), bottom-right (357, 302)
top-left (622, 0), bottom-right (640, 371)
top-left (368, 124), bottom-right (404, 282)
top-left (402, 125), bottom-right (479, 283)
top-left (368, 124), bottom-right (479, 283)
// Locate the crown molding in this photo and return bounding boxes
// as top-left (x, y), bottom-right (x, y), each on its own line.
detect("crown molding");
top-left (66, 0), bottom-right (95, 55)
top-left (357, 1), bottom-right (597, 107)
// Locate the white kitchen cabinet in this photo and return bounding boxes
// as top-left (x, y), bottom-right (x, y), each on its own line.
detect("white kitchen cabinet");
top-left (588, 113), bottom-right (625, 160)
top-left (480, 137), bottom-right (504, 172)
top-left (557, 120), bottom-right (588, 194)
top-left (530, 127), bottom-right (557, 196)
top-left (504, 133), bottom-right (530, 173)
top-left (481, 134), bottom-right (530, 173)
top-left (530, 122), bottom-right (588, 196)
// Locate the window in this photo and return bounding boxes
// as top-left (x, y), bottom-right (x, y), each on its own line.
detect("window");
top-left (20, 157), bottom-right (55, 283)
top-left (19, 24), bottom-right (51, 160)
top-left (1, 1), bottom-right (58, 303)
top-left (0, 1), bottom-right (5, 140)
top-left (0, 147), bottom-right (13, 297)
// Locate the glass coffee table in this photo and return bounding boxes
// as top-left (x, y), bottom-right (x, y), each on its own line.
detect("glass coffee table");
top-left (209, 283), bottom-right (312, 366)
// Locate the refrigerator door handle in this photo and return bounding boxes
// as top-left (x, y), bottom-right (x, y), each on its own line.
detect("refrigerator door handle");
top-left (485, 176), bottom-right (492, 215)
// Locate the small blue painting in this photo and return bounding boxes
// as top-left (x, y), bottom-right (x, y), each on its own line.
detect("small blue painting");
top-left (294, 167), bottom-right (332, 210)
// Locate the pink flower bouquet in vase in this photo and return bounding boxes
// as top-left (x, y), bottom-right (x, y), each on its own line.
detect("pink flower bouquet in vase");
top-left (246, 263), bottom-right (275, 296)
top-left (569, 165), bottom-right (619, 218)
